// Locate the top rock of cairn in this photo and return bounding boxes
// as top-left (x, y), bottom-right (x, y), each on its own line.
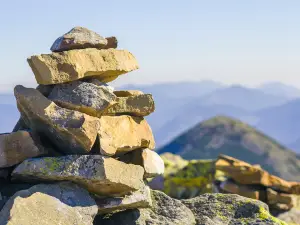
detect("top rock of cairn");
top-left (28, 27), bottom-right (138, 85)
top-left (50, 26), bottom-right (117, 52)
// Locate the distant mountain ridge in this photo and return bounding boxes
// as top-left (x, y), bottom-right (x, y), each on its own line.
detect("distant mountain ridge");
top-left (158, 116), bottom-right (300, 181)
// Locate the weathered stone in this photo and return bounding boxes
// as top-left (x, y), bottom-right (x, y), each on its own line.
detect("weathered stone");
top-left (216, 154), bottom-right (300, 194)
top-left (103, 94), bottom-right (155, 117)
top-left (267, 188), bottom-right (300, 210)
top-left (218, 179), bottom-right (262, 200)
top-left (84, 78), bottom-right (114, 92)
top-left (104, 36), bottom-right (118, 49)
top-left (28, 48), bottom-right (139, 85)
top-left (0, 131), bottom-right (47, 168)
top-left (96, 116), bottom-right (155, 156)
top-left (14, 85), bottom-right (100, 154)
top-left (12, 155), bottom-right (145, 196)
top-left (114, 90), bottom-right (144, 97)
top-left (94, 190), bottom-right (196, 225)
top-left (0, 182), bottom-right (98, 225)
top-left (48, 81), bottom-right (117, 117)
top-left (50, 26), bottom-right (108, 52)
top-left (119, 148), bottom-right (164, 178)
top-left (97, 186), bottom-right (152, 215)
top-left (182, 193), bottom-right (286, 225)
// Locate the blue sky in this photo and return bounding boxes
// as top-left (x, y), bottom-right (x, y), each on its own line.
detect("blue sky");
top-left (0, 0), bottom-right (299, 92)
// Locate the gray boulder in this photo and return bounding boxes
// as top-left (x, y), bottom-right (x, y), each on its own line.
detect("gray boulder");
top-left (51, 26), bottom-right (108, 52)
top-left (48, 80), bottom-right (116, 117)
top-left (12, 155), bottom-right (145, 197)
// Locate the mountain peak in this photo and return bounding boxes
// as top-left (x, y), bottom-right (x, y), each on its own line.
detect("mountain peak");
top-left (158, 116), bottom-right (300, 182)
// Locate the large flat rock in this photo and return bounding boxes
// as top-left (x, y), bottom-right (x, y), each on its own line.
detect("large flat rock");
top-left (216, 154), bottom-right (300, 194)
top-left (48, 80), bottom-right (116, 117)
top-left (0, 182), bottom-right (97, 225)
top-left (94, 190), bottom-right (196, 225)
top-left (12, 155), bottom-right (145, 196)
top-left (14, 85), bottom-right (100, 154)
top-left (0, 131), bottom-right (47, 168)
top-left (103, 94), bottom-right (155, 117)
top-left (28, 48), bottom-right (139, 85)
top-left (96, 116), bottom-right (155, 156)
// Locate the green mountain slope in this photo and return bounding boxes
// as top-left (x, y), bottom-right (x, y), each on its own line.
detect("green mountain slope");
top-left (158, 116), bottom-right (300, 181)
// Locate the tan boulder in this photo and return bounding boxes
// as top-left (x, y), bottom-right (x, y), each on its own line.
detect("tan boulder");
top-left (267, 188), bottom-right (300, 210)
top-left (14, 85), bottom-right (100, 154)
top-left (216, 154), bottom-right (300, 194)
top-left (28, 48), bottom-right (139, 85)
top-left (48, 80), bottom-right (117, 117)
top-left (114, 90), bottom-right (144, 97)
top-left (0, 182), bottom-right (98, 225)
top-left (12, 155), bottom-right (145, 197)
top-left (0, 131), bottom-right (47, 168)
top-left (103, 94), bottom-right (155, 117)
top-left (119, 148), bottom-right (164, 178)
top-left (96, 116), bottom-right (155, 156)
top-left (97, 185), bottom-right (152, 215)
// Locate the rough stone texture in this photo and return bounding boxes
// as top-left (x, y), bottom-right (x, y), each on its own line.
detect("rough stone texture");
top-left (119, 148), bottom-right (164, 178)
top-left (14, 85), bottom-right (100, 154)
top-left (114, 90), bottom-right (144, 97)
top-left (96, 116), bottom-right (155, 156)
top-left (28, 48), bottom-right (139, 85)
top-left (103, 94), bottom-right (155, 117)
top-left (182, 193), bottom-right (286, 225)
top-left (267, 188), bottom-right (300, 210)
top-left (216, 154), bottom-right (300, 194)
top-left (12, 85), bottom-right (54, 133)
top-left (94, 190), bottom-right (196, 225)
top-left (84, 78), bottom-right (115, 92)
top-left (97, 186), bottom-right (152, 215)
top-left (48, 81), bottom-right (117, 117)
top-left (0, 131), bottom-right (47, 168)
top-left (0, 182), bottom-right (98, 225)
top-left (276, 208), bottom-right (300, 225)
top-left (12, 155), bottom-right (145, 197)
top-left (104, 36), bottom-right (118, 49)
top-left (50, 26), bottom-right (108, 52)
top-left (218, 179), bottom-right (262, 200)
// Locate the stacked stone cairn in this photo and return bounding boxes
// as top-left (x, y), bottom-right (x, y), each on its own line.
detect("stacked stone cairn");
top-left (0, 27), bottom-right (165, 223)
top-left (214, 155), bottom-right (300, 213)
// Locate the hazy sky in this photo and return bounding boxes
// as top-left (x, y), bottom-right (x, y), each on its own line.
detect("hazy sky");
top-left (0, 0), bottom-right (299, 93)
